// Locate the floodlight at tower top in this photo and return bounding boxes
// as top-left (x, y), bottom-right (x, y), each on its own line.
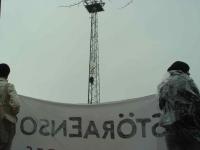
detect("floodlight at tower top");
top-left (84, 0), bottom-right (105, 13)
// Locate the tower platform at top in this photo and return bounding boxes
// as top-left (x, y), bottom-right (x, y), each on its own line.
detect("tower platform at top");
top-left (84, 1), bottom-right (105, 13)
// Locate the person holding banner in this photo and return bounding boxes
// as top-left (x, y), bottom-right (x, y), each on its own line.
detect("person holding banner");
top-left (0, 63), bottom-right (20, 150)
top-left (158, 61), bottom-right (200, 150)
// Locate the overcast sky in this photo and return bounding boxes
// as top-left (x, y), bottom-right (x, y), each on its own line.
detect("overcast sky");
top-left (0, 0), bottom-right (200, 104)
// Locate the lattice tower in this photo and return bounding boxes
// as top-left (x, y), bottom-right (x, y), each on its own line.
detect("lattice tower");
top-left (84, 0), bottom-right (105, 104)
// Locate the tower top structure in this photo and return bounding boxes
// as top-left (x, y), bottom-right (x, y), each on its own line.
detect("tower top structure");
top-left (84, 0), bottom-right (105, 13)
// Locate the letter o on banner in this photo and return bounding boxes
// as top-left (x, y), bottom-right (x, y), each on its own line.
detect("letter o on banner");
top-left (20, 117), bottom-right (37, 135)
top-left (117, 119), bottom-right (136, 138)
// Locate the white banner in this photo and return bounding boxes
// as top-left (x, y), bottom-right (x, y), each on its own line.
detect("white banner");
top-left (12, 95), bottom-right (167, 150)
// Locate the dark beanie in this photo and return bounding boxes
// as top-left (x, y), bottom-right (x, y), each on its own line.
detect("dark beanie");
top-left (167, 61), bottom-right (190, 74)
top-left (0, 63), bottom-right (10, 78)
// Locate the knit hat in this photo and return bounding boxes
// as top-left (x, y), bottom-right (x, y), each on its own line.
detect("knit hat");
top-left (167, 61), bottom-right (190, 74)
top-left (0, 63), bottom-right (10, 78)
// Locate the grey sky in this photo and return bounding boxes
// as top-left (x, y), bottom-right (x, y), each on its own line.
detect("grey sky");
top-left (0, 0), bottom-right (200, 103)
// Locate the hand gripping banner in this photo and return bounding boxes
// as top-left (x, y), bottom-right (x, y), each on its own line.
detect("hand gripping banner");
top-left (12, 95), bottom-right (167, 150)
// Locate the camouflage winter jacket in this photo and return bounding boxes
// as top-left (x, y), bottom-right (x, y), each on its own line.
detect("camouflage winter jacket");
top-left (0, 78), bottom-right (20, 123)
top-left (158, 70), bottom-right (200, 140)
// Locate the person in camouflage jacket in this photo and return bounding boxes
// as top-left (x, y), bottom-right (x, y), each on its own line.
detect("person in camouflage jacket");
top-left (158, 61), bottom-right (200, 150)
top-left (0, 64), bottom-right (20, 150)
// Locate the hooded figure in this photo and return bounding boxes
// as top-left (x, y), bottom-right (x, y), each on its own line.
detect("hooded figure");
top-left (158, 61), bottom-right (200, 150)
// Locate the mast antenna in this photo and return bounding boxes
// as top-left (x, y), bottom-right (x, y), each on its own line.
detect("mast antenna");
top-left (0, 0), bottom-right (2, 17)
top-left (84, 0), bottom-right (105, 104)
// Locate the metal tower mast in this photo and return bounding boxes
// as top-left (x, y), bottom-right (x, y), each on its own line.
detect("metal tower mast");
top-left (0, 0), bottom-right (2, 17)
top-left (84, 0), bottom-right (105, 104)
